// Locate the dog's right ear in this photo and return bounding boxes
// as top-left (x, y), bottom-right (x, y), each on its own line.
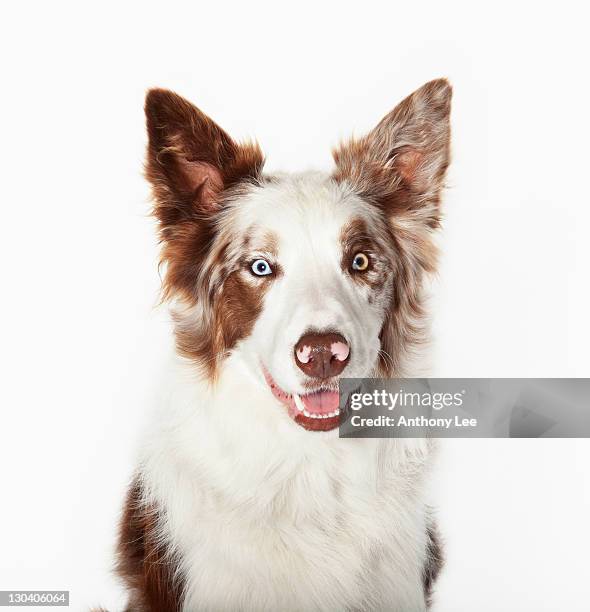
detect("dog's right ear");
top-left (145, 90), bottom-right (264, 302)
top-left (145, 89), bottom-right (264, 231)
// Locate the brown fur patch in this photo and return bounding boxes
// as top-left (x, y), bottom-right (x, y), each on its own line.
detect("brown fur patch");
top-left (145, 88), bottom-right (264, 224)
top-left (171, 227), bottom-right (279, 380)
top-left (144, 89), bottom-right (264, 302)
top-left (338, 214), bottom-right (433, 376)
top-left (144, 89), bottom-right (263, 284)
top-left (339, 217), bottom-right (384, 291)
top-left (423, 522), bottom-right (444, 609)
top-left (333, 80), bottom-right (452, 376)
top-left (332, 79), bottom-right (451, 227)
top-left (143, 89), bottom-right (272, 379)
top-left (116, 479), bottom-right (184, 612)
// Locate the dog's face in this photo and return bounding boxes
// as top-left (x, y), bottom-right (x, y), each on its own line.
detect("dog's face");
top-left (145, 80), bottom-right (451, 431)
top-left (221, 176), bottom-right (393, 423)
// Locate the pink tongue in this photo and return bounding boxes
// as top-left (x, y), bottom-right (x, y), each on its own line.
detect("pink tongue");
top-left (301, 390), bottom-right (340, 415)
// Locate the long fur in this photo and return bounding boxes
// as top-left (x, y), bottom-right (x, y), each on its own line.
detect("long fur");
top-left (116, 79), bottom-right (452, 611)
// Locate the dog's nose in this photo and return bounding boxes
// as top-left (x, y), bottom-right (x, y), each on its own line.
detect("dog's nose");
top-left (294, 332), bottom-right (350, 379)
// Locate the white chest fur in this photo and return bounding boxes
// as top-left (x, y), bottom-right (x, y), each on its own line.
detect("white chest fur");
top-left (137, 357), bottom-right (434, 611)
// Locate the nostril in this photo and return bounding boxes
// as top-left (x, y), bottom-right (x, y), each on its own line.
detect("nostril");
top-left (330, 341), bottom-right (350, 362)
top-left (296, 345), bottom-right (312, 364)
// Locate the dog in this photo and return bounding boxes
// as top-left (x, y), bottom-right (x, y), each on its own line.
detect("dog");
top-left (116, 78), bottom-right (452, 611)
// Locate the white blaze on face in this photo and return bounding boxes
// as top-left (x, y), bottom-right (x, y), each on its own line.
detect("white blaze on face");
top-left (224, 171), bottom-right (392, 395)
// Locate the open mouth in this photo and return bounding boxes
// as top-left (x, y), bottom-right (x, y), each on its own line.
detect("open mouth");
top-left (263, 368), bottom-right (345, 432)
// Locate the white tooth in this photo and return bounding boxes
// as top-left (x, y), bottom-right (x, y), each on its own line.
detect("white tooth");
top-left (322, 414), bottom-right (329, 419)
top-left (303, 409), bottom-right (311, 418)
top-left (293, 394), bottom-right (305, 412)
top-left (335, 409), bottom-right (340, 416)
top-left (312, 414), bottom-right (320, 419)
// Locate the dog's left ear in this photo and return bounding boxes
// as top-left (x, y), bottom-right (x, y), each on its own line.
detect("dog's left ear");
top-left (333, 79), bottom-right (452, 228)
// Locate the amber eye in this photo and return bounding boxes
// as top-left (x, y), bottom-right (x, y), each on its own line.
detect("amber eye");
top-left (351, 252), bottom-right (369, 272)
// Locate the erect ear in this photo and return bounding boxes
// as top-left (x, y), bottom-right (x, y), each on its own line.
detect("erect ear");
top-left (145, 89), bottom-right (264, 229)
top-left (333, 79), bottom-right (452, 227)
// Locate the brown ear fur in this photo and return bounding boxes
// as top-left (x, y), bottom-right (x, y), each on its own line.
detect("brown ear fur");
top-left (144, 89), bottom-right (264, 301)
top-left (333, 78), bottom-right (452, 228)
top-left (145, 88), bottom-right (264, 225)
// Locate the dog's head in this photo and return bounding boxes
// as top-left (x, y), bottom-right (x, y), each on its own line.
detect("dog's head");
top-left (145, 80), bottom-right (451, 432)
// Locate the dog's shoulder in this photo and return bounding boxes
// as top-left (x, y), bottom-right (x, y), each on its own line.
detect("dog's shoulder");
top-left (116, 478), bottom-right (184, 612)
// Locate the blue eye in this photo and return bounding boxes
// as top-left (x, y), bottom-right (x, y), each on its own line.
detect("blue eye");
top-left (251, 259), bottom-right (273, 276)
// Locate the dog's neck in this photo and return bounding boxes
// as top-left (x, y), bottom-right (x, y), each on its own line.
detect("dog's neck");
top-left (141, 351), bottom-right (431, 511)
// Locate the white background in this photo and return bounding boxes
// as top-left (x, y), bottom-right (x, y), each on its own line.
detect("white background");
top-left (1, 1), bottom-right (589, 610)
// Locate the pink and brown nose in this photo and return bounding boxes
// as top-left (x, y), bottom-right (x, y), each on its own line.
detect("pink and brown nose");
top-left (294, 332), bottom-right (350, 379)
